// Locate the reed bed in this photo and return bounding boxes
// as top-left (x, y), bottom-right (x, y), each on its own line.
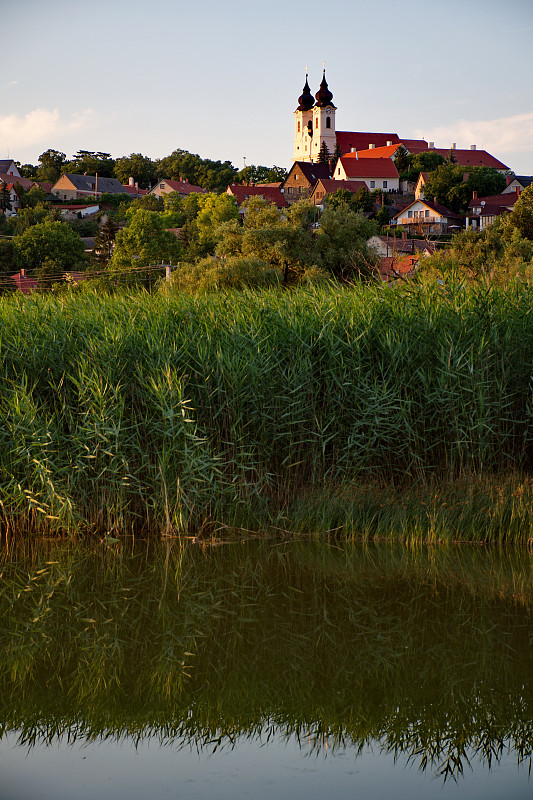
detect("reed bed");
top-left (2, 280), bottom-right (533, 539)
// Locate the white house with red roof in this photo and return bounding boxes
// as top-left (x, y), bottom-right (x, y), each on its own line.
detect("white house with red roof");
top-left (334, 156), bottom-right (400, 192)
top-left (393, 199), bottom-right (462, 233)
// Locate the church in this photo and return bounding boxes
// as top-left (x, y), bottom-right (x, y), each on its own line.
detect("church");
top-left (292, 69), bottom-right (429, 164)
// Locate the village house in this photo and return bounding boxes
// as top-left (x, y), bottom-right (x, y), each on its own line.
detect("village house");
top-left (393, 198), bottom-right (462, 234)
top-left (309, 178), bottom-right (368, 207)
top-left (226, 183), bottom-right (288, 211)
top-left (281, 161), bottom-right (331, 204)
top-left (334, 156), bottom-right (400, 192)
top-left (51, 173), bottom-right (126, 200)
top-left (466, 189), bottom-right (520, 230)
top-left (502, 175), bottom-right (533, 194)
top-left (148, 179), bottom-right (206, 199)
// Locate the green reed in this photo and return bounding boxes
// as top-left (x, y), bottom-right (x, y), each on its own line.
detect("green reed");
top-left (2, 280), bottom-right (533, 538)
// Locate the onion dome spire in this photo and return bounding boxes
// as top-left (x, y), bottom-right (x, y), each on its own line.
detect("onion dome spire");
top-left (315, 69), bottom-right (335, 108)
top-left (297, 71), bottom-right (315, 112)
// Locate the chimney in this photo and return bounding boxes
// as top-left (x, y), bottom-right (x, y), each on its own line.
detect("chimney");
top-left (516, 186), bottom-right (521, 197)
top-left (506, 175), bottom-right (513, 186)
top-left (369, 143), bottom-right (375, 149)
top-left (129, 176), bottom-right (135, 186)
top-left (429, 141), bottom-right (435, 149)
top-left (135, 182), bottom-right (139, 190)
top-left (20, 268), bottom-right (26, 278)
top-left (470, 144), bottom-right (476, 150)
top-left (451, 143), bottom-right (456, 150)
top-left (386, 140), bottom-right (393, 146)
top-left (472, 190), bottom-right (478, 200)
top-left (350, 147), bottom-right (357, 153)
top-left (434, 197), bottom-right (438, 204)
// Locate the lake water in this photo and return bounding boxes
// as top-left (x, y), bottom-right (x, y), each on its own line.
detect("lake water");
top-left (1, 539), bottom-right (532, 798)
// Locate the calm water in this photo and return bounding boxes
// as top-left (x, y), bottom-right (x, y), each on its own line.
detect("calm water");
top-left (0, 539), bottom-right (532, 799)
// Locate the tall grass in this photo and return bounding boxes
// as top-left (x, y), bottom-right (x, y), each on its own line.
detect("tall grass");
top-left (2, 280), bottom-right (533, 537)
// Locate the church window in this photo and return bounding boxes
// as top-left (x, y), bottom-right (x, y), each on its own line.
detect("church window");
top-left (326, 117), bottom-right (331, 129)
top-left (315, 118), bottom-right (318, 128)
top-left (298, 121), bottom-right (301, 132)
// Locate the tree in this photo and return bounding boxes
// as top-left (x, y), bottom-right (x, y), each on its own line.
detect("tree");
top-left (110, 209), bottom-right (181, 269)
top-left (317, 142), bottom-right (330, 165)
top-left (36, 149), bottom-right (66, 182)
top-left (93, 217), bottom-right (118, 267)
top-left (316, 203), bottom-right (377, 281)
top-left (509, 186), bottom-right (533, 240)
top-left (330, 142), bottom-right (343, 172)
top-left (156, 149), bottom-right (238, 191)
top-left (17, 185), bottom-right (49, 208)
top-left (64, 151), bottom-right (115, 178)
top-left (0, 184), bottom-right (12, 215)
top-left (422, 165), bottom-right (506, 213)
top-left (327, 187), bottom-right (373, 213)
top-left (13, 202), bottom-right (58, 234)
top-left (15, 219), bottom-right (86, 271)
top-left (114, 153), bottom-right (157, 188)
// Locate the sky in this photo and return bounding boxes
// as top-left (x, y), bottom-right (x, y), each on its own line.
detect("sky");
top-left (2, 0), bottom-right (533, 175)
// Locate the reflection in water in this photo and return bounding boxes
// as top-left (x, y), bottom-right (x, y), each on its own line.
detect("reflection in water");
top-left (0, 539), bottom-right (532, 791)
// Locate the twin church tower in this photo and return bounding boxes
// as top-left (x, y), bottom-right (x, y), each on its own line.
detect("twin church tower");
top-left (293, 70), bottom-right (337, 163)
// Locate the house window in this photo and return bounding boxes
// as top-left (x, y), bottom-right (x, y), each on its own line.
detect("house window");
top-left (326, 117), bottom-right (331, 129)
top-left (383, 181), bottom-right (387, 188)
top-left (408, 211), bottom-right (413, 218)
top-left (370, 181), bottom-right (375, 188)
top-left (337, 168), bottom-right (341, 176)
top-left (425, 210), bottom-right (429, 218)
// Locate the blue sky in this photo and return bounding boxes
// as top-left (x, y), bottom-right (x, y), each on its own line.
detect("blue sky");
top-left (2, 0), bottom-right (533, 174)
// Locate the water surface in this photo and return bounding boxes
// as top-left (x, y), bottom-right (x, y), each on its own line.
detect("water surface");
top-left (1, 539), bottom-right (532, 798)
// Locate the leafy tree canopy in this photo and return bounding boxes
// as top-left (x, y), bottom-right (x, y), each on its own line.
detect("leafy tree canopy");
top-left (509, 185), bottom-right (533, 240)
top-left (156, 149), bottom-right (238, 191)
top-left (422, 165), bottom-right (506, 212)
top-left (327, 187), bottom-right (373, 213)
top-left (36, 149), bottom-right (67, 182)
top-left (114, 153), bottom-right (157, 188)
top-left (110, 209), bottom-right (181, 269)
top-left (15, 219), bottom-right (86, 271)
top-left (236, 165), bottom-right (288, 185)
top-left (63, 150), bottom-right (115, 178)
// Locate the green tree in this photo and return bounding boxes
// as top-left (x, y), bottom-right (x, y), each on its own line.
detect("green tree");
top-left (317, 142), bottom-right (331, 165)
top-left (93, 217), bottom-right (118, 268)
top-left (110, 209), bottom-right (181, 269)
top-left (509, 186), bottom-right (533, 240)
top-left (0, 238), bottom-right (17, 278)
top-left (15, 219), bottom-right (86, 271)
top-left (327, 187), bottom-right (373, 213)
top-left (13, 202), bottom-right (58, 234)
top-left (316, 202), bottom-right (377, 281)
top-left (17, 184), bottom-right (49, 208)
top-left (156, 149), bottom-right (238, 191)
top-left (64, 151), bottom-right (115, 178)
top-left (36, 149), bottom-right (66, 182)
top-left (114, 153), bottom-right (157, 188)
top-left (0, 184), bottom-right (12, 215)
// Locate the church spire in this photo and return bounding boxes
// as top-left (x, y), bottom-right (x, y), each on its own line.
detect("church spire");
top-left (315, 68), bottom-right (335, 108)
top-left (297, 69), bottom-right (315, 112)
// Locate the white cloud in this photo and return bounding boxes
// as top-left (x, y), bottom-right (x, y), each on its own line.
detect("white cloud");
top-left (415, 111), bottom-right (533, 154)
top-left (0, 108), bottom-right (95, 150)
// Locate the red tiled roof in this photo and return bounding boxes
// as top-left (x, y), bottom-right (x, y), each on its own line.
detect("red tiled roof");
top-left (347, 144), bottom-right (402, 159)
top-left (227, 184), bottom-right (288, 208)
top-left (427, 149), bottom-right (509, 170)
top-left (338, 157), bottom-right (399, 179)
top-left (156, 179), bottom-right (206, 195)
top-left (468, 192), bottom-right (519, 211)
top-left (401, 138), bottom-right (429, 151)
top-left (10, 272), bottom-right (38, 294)
top-left (121, 185), bottom-right (148, 196)
top-left (312, 178), bottom-right (368, 194)
top-left (336, 131), bottom-right (400, 154)
top-left (0, 174), bottom-right (37, 191)
top-left (393, 199), bottom-right (461, 220)
top-left (379, 255), bottom-right (419, 282)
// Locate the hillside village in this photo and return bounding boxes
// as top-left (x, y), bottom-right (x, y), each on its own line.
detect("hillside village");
top-left (1, 69), bottom-right (532, 291)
